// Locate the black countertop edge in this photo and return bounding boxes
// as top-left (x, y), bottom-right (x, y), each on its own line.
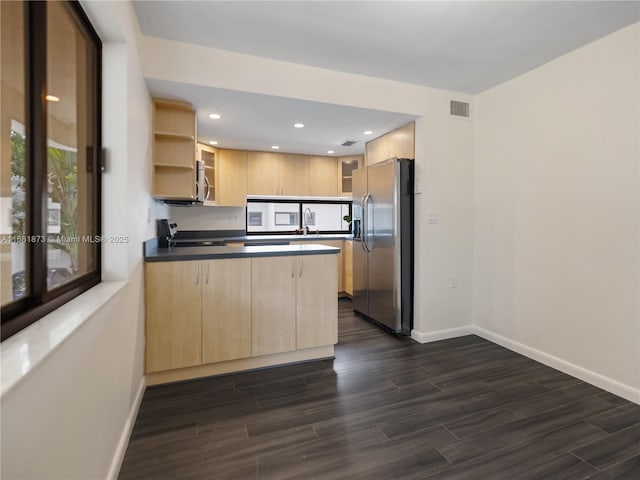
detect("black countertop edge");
top-left (172, 234), bottom-right (353, 244)
top-left (175, 229), bottom-right (246, 239)
top-left (145, 244), bottom-right (340, 262)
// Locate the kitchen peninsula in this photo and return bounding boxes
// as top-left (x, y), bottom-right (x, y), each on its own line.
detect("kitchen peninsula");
top-left (143, 242), bottom-right (339, 385)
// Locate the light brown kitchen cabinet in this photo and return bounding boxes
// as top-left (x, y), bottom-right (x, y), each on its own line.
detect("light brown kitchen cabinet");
top-left (247, 151), bottom-right (311, 196)
top-left (251, 256), bottom-right (297, 356)
top-left (252, 253), bottom-right (338, 355)
top-left (202, 258), bottom-right (252, 363)
top-left (280, 154), bottom-right (310, 195)
top-left (292, 240), bottom-right (343, 293)
top-left (146, 258), bottom-right (252, 372)
top-left (365, 122), bottom-right (415, 166)
top-left (387, 122), bottom-right (415, 160)
top-left (217, 149), bottom-right (248, 206)
top-left (337, 155), bottom-right (363, 196)
top-left (246, 151), bottom-right (281, 195)
top-left (344, 240), bottom-right (353, 296)
top-left (145, 253), bottom-right (339, 384)
top-left (309, 156), bottom-right (338, 196)
top-left (145, 261), bottom-right (202, 372)
top-left (152, 99), bottom-right (197, 201)
top-left (296, 255), bottom-right (338, 349)
top-left (364, 134), bottom-right (389, 167)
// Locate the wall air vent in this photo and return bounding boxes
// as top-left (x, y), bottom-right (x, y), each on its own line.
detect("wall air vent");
top-left (450, 100), bottom-right (470, 118)
top-left (341, 140), bottom-right (358, 147)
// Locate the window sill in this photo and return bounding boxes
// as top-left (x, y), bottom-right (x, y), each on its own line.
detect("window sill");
top-left (1, 281), bottom-right (127, 399)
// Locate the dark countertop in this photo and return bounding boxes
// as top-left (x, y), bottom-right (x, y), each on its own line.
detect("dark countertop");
top-left (173, 233), bottom-right (352, 245)
top-left (145, 244), bottom-right (340, 262)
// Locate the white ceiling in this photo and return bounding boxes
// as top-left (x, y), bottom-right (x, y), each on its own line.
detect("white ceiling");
top-left (134, 1), bottom-right (639, 155)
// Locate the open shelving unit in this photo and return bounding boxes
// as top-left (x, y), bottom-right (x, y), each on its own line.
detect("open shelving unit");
top-left (152, 99), bottom-right (197, 200)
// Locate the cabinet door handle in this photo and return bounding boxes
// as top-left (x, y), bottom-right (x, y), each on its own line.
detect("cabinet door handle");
top-left (195, 263), bottom-right (199, 285)
top-left (291, 258), bottom-right (294, 278)
top-left (298, 257), bottom-right (302, 277)
top-left (205, 263), bottom-right (209, 284)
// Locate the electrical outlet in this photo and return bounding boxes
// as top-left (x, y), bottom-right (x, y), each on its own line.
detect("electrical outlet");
top-left (449, 274), bottom-right (458, 288)
top-left (427, 211), bottom-right (439, 224)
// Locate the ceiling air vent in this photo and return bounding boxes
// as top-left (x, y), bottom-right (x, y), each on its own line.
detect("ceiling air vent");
top-left (341, 140), bottom-right (358, 147)
top-left (450, 100), bottom-right (470, 118)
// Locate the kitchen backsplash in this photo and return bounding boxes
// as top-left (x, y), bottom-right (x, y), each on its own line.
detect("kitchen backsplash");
top-left (168, 205), bottom-right (245, 231)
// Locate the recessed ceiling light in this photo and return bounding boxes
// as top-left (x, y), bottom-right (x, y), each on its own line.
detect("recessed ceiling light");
top-left (327, 150), bottom-right (335, 154)
top-left (45, 94), bottom-right (60, 102)
top-left (208, 113), bottom-right (221, 119)
top-left (363, 130), bottom-right (373, 135)
top-left (209, 141), bottom-right (218, 145)
top-left (294, 123), bottom-right (304, 128)
top-left (271, 145), bottom-right (280, 150)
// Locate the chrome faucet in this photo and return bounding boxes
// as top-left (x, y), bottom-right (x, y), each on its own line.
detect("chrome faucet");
top-left (303, 207), bottom-right (313, 235)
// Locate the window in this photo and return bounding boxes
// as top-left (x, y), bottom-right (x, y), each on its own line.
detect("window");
top-left (1, 1), bottom-right (102, 340)
top-left (246, 199), bottom-right (351, 234)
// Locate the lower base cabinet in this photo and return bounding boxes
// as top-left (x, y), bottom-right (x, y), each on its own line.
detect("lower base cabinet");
top-left (145, 254), bottom-right (338, 375)
top-left (292, 240), bottom-right (343, 293)
top-left (251, 254), bottom-right (338, 355)
top-left (296, 254), bottom-right (338, 349)
top-left (251, 256), bottom-right (297, 356)
top-left (145, 261), bottom-right (202, 373)
top-left (202, 258), bottom-right (252, 363)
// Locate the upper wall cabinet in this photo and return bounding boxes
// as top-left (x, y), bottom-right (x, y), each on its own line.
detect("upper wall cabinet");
top-left (246, 151), bottom-right (281, 195)
top-left (217, 149), bottom-right (248, 207)
top-left (337, 155), bottom-right (363, 196)
top-left (152, 99), bottom-right (196, 200)
top-left (309, 156), bottom-right (338, 197)
top-left (280, 154), bottom-right (310, 196)
top-left (365, 122), bottom-right (415, 166)
top-left (247, 151), bottom-right (311, 196)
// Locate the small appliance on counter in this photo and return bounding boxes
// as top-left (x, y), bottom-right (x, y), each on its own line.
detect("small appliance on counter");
top-left (157, 219), bottom-right (178, 248)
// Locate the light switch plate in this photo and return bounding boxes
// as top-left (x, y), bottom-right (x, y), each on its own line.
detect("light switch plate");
top-left (414, 174), bottom-right (423, 194)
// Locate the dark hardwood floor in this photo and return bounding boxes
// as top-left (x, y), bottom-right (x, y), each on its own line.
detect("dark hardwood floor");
top-left (119, 299), bottom-right (640, 479)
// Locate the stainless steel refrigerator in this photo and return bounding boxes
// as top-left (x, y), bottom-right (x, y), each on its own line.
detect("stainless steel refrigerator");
top-left (352, 157), bottom-right (414, 335)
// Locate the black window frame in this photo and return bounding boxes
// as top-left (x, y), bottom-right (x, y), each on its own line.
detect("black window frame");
top-left (1, 1), bottom-right (102, 341)
top-left (246, 198), bottom-right (352, 235)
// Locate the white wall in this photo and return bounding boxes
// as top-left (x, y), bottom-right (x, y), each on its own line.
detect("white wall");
top-left (168, 205), bottom-right (245, 231)
top-left (414, 96), bottom-right (475, 341)
top-left (473, 23), bottom-right (640, 401)
top-left (141, 35), bottom-right (476, 340)
top-left (1, 285), bottom-right (144, 479)
top-left (1, 1), bottom-right (165, 478)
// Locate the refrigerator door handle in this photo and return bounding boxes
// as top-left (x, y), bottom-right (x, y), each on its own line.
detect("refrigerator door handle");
top-left (362, 193), bottom-right (372, 253)
top-left (359, 194), bottom-right (367, 252)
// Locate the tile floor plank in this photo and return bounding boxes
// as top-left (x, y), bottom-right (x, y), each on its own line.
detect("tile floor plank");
top-left (119, 299), bottom-right (634, 479)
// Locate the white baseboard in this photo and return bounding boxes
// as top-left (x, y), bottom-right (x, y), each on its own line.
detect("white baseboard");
top-left (107, 376), bottom-right (146, 480)
top-left (411, 326), bottom-right (474, 344)
top-left (474, 326), bottom-right (640, 405)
